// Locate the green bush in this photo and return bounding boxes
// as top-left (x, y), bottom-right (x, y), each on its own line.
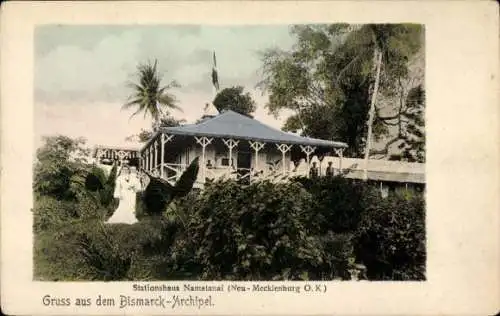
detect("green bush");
top-left (34, 216), bottom-right (181, 281)
top-left (75, 224), bottom-right (132, 281)
top-left (175, 180), bottom-right (353, 280)
top-left (99, 163), bottom-right (118, 208)
top-left (291, 176), bottom-right (377, 234)
top-left (34, 219), bottom-right (101, 281)
top-left (33, 139), bottom-right (426, 282)
top-left (142, 177), bottom-right (173, 216)
top-left (85, 166), bottom-right (106, 191)
top-left (82, 163), bottom-right (118, 209)
top-left (33, 190), bottom-right (110, 234)
top-left (33, 136), bottom-right (89, 201)
top-left (355, 191), bottom-right (426, 280)
top-left (32, 196), bottom-right (79, 233)
top-left (134, 192), bottom-right (147, 220)
top-left (75, 194), bottom-right (109, 220)
top-left (315, 232), bottom-right (356, 280)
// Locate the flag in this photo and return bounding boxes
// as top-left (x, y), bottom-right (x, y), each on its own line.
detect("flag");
top-left (211, 51), bottom-right (219, 91)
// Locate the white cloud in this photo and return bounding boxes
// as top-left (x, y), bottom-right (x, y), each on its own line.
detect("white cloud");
top-left (34, 25), bottom-right (295, 148)
top-left (36, 31), bottom-right (142, 96)
top-left (34, 93), bottom-right (289, 150)
top-left (34, 100), bottom-right (152, 149)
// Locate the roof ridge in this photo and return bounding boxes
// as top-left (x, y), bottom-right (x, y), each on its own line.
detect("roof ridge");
top-left (195, 110), bottom-right (232, 127)
top-left (159, 109), bottom-right (347, 148)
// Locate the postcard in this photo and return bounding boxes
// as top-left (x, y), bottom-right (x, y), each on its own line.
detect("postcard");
top-left (1, 1), bottom-right (499, 315)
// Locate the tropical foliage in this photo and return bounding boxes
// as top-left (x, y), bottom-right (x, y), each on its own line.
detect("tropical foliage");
top-left (355, 190), bottom-right (426, 280)
top-left (213, 86), bottom-right (257, 117)
top-left (34, 23), bottom-right (426, 282)
top-left (386, 84), bottom-right (426, 162)
top-left (258, 24), bottom-right (424, 159)
top-left (123, 59), bottom-right (181, 130)
top-left (33, 137), bottom-right (425, 282)
top-left (34, 135), bottom-right (89, 200)
top-left (141, 157), bottom-right (200, 216)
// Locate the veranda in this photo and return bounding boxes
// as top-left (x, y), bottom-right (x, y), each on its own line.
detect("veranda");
top-left (137, 111), bottom-right (348, 186)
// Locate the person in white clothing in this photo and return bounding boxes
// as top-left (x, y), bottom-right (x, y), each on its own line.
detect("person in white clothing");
top-left (106, 166), bottom-right (140, 224)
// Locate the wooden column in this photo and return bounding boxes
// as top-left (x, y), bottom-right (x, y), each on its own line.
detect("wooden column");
top-left (300, 145), bottom-right (316, 178)
top-left (159, 134), bottom-right (174, 179)
top-left (276, 144), bottom-right (293, 174)
top-left (154, 140), bottom-right (159, 175)
top-left (148, 146), bottom-right (153, 172)
top-left (160, 134), bottom-right (165, 178)
top-left (300, 145), bottom-right (316, 165)
top-left (334, 147), bottom-right (345, 173)
top-left (195, 136), bottom-right (213, 182)
top-left (249, 141), bottom-right (265, 172)
top-left (223, 138), bottom-right (239, 169)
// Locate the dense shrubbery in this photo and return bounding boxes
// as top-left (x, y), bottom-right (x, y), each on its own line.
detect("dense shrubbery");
top-left (33, 136), bottom-right (426, 281)
top-left (291, 176), bottom-right (377, 233)
top-left (33, 136), bottom-right (88, 201)
top-left (178, 180), bottom-right (334, 280)
top-left (293, 176), bottom-right (425, 280)
top-left (355, 191), bottom-right (426, 280)
top-left (35, 179), bottom-right (425, 281)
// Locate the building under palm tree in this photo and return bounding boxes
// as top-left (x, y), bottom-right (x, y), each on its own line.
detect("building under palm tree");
top-left (92, 53), bottom-right (424, 192)
top-left (91, 109), bottom-right (424, 196)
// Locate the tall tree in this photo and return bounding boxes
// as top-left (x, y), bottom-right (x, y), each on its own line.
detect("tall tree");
top-left (359, 24), bottom-right (423, 178)
top-left (213, 86), bottom-right (257, 117)
top-left (258, 24), bottom-right (423, 161)
top-left (123, 59), bottom-right (181, 131)
top-left (258, 24), bottom-right (377, 157)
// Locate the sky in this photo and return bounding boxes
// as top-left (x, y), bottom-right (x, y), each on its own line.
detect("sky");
top-left (34, 25), bottom-right (296, 149)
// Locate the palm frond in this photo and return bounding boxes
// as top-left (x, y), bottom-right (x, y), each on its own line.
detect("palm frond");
top-left (122, 98), bottom-right (143, 110)
top-left (173, 157), bottom-right (199, 198)
top-left (157, 93), bottom-right (182, 112)
top-left (129, 103), bottom-right (147, 119)
top-left (167, 80), bottom-right (181, 89)
top-left (124, 59), bottom-right (181, 121)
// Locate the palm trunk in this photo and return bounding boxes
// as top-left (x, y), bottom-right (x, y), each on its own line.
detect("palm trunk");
top-left (152, 118), bottom-right (158, 132)
top-left (363, 47), bottom-right (383, 181)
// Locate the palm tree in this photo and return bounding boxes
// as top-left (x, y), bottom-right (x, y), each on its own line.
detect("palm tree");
top-left (123, 59), bottom-right (181, 131)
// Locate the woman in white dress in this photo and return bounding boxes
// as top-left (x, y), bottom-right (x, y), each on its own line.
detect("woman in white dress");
top-left (106, 166), bottom-right (140, 224)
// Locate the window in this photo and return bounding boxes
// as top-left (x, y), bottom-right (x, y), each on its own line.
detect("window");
top-left (221, 158), bottom-right (233, 166)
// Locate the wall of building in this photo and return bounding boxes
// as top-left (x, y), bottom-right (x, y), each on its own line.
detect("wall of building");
top-left (174, 143), bottom-right (291, 173)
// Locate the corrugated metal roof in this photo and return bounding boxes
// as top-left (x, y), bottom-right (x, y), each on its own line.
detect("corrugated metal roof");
top-left (344, 169), bottom-right (425, 184)
top-left (322, 157), bottom-right (425, 184)
top-left (158, 110), bottom-right (348, 148)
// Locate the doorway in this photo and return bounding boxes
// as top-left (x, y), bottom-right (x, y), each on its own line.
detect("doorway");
top-left (237, 151), bottom-right (252, 184)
